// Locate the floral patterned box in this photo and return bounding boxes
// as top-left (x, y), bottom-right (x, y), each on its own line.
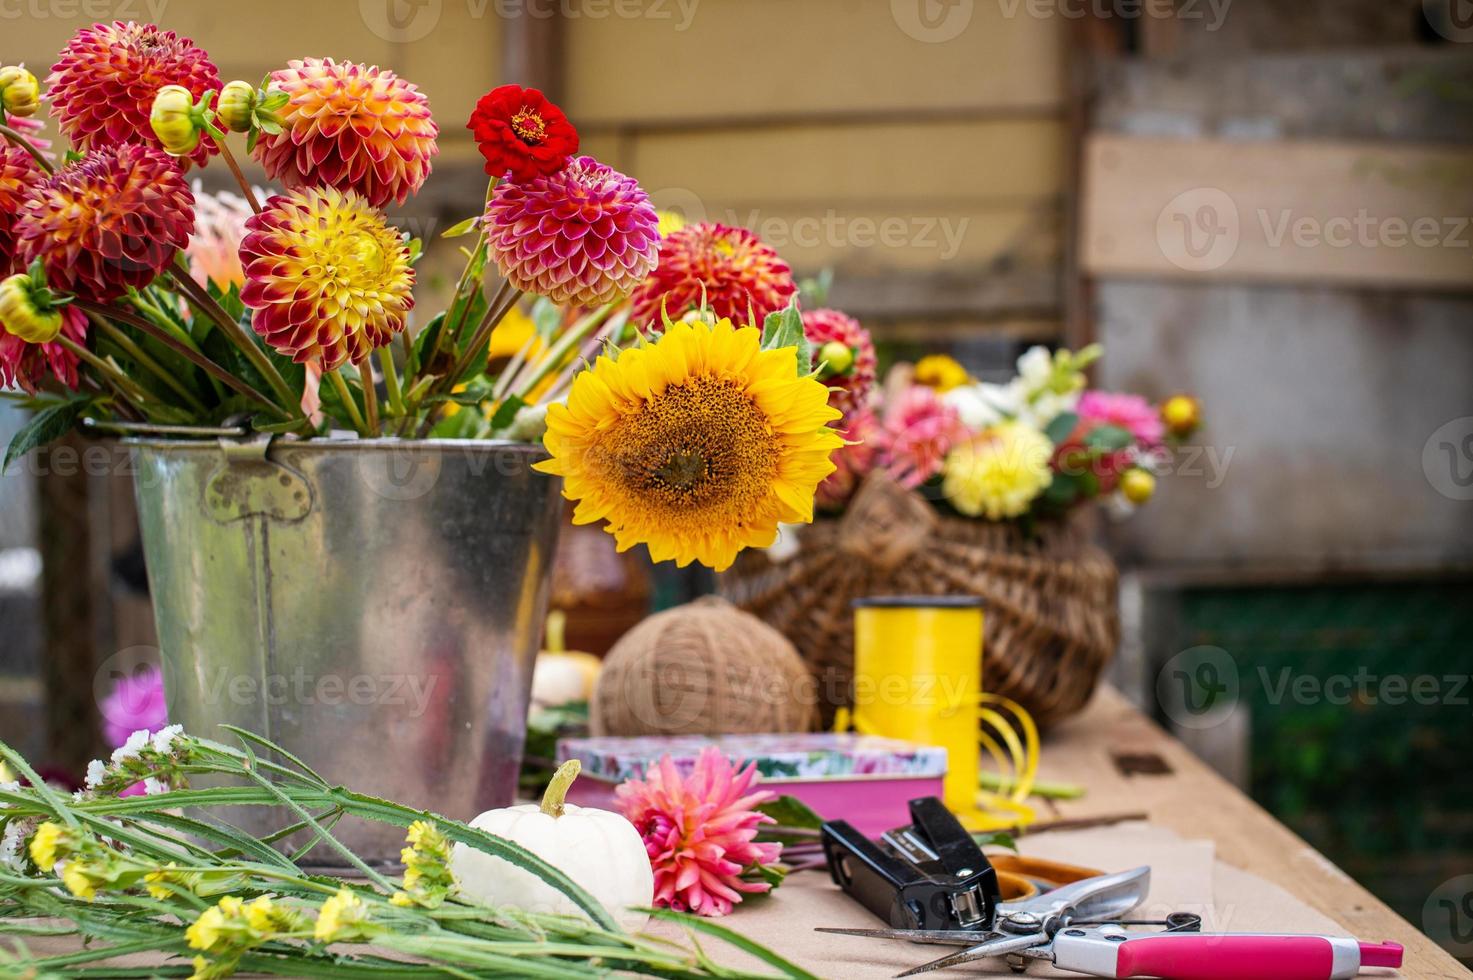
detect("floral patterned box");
top-left (556, 733), bottom-right (947, 834)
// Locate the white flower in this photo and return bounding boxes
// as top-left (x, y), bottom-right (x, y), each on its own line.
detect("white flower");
top-left (1015, 345), bottom-right (1054, 389)
top-left (111, 730), bottom-right (151, 764)
top-left (1017, 388), bottom-right (1078, 430)
top-left (944, 382), bottom-right (1017, 431)
top-left (150, 725), bottom-right (185, 754)
top-left (143, 777), bottom-right (166, 796)
top-left (85, 760), bottom-right (107, 789)
top-left (765, 523), bottom-right (803, 564)
top-left (0, 816), bottom-right (36, 870)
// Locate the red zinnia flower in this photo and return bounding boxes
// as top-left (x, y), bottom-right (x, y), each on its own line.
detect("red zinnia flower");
top-left (802, 308), bottom-right (877, 419)
top-left (629, 222), bottom-right (797, 329)
top-left (16, 144), bottom-right (195, 302)
top-left (46, 21), bottom-right (222, 168)
top-left (468, 84), bottom-right (578, 184)
top-left (0, 304), bottom-right (87, 395)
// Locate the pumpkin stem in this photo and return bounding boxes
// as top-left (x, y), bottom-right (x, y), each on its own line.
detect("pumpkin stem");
top-left (545, 610), bottom-right (566, 654)
top-left (540, 759), bottom-right (580, 817)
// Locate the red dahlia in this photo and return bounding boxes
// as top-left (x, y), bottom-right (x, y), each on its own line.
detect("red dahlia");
top-left (629, 222), bottom-right (797, 328)
top-left (0, 304), bottom-right (87, 395)
top-left (468, 84), bottom-right (578, 184)
top-left (46, 21), bottom-right (222, 168)
top-left (16, 144), bottom-right (195, 302)
top-left (0, 146), bottom-right (43, 277)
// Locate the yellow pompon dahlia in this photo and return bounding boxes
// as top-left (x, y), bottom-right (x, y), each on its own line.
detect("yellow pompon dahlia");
top-left (942, 422), bottom-right (1055, 521)
top-left (239, 188), bottom-right (415, 371)
top-left (251, 58), bottom-right (438, 209)
top-left (46, 22), bottom-right (222, 168)
top-left (537, 319), bottom-right (843, 571)
top-left (16, 144), bottom-right (194, 301)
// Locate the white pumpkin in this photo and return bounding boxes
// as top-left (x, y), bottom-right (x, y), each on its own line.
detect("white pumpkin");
top-left (531, 611), bottom-right (602, 709)
top-left (452, 760), bottom-right (653, 932)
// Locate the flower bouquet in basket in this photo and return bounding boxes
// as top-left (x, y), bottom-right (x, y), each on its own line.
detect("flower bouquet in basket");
top-left (723, 333), bottom-right (1203, 727)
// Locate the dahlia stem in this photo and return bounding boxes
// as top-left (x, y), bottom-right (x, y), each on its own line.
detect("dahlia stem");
top-left (88, 314), bottom-right (209, 415)
top-left (54, 336), bottom-right (158, 416)
top-left (539, 760), bottom-right (580, 818)
top-left (325, 368), bottom-right (368, 435)
top-left (167, 268), bottom-right (298, 413)
top-left (445, 280), bottom-right (519, 391)
top-left (378, 345), bottom-right (405, 417)
top-left (0, 123), bottom-right (54, 175)
top-left (357, 355), bottom-right (380, 436)
top-left (210, 133), bottom-right (262, 215)
top-left (419, 176), bottom-right (498, 384)
top-left (512, 302), bottom-right (616, 403)
top-left (76, 300), bottom-right (288, 419)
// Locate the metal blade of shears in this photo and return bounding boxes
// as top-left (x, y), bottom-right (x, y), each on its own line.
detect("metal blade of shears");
top-left (814, 927), bottom-right (996, 946)
top-left (894, 932), bottom-right (1049, 977)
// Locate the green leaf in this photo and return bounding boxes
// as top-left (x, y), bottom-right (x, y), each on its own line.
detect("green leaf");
top-left (531, 296), bottom-right (563, 342)
top-left (1042, 470), bottom-right (1084, 508)
top-left (757, 795), bottom-right (825, 830)
top-left (742, 861), bottom-right (788, 888)
top-left (759, 298), bottom-right (812, 374)
top-left (489, 393), bottom-right (526, 431)
top-left (645, 908), bottom-right (821, 980)
top-left (441, 215), bottom-right (479, 239)
top-left (4, 400), bottom-right (84, 473)
top-left (972, 831), bottom-right (1019, 852)
top-left (1082, 423), bottom-right (1134, 452)
top-left (409, 311), bottom-right (447, 377)
top-left (1044, 410), bottom-right (1078, 445)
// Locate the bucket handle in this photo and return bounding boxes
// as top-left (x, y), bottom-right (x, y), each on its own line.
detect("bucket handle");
top-left (204, 433), bottom-right (314, 524)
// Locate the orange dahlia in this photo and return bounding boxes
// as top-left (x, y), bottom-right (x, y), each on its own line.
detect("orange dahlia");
top-left (251, 58), bottom-right (438, 209)
top-left (240, 188), bottom-right (415, 371)
top-left (484, 155), bottom-right (659, 306)
top-left (46, 21), bottom-right (222, 168)
top-left (16, 144), bottom-right (194, 302)
top-left (0, 146), bottom-right (44, 277)
top-left (802, 308), bottom-right (876, 419)
top-left (629, 222), bottom-right (796, 329)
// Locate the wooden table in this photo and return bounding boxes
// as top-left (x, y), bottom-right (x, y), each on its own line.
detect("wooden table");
top-left (1026, 687), bottom-right (1468, 979)
top-left (11, 687), bottom-right (1468, 978)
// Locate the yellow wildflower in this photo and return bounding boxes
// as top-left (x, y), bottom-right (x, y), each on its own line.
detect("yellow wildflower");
top-left (60, 861), bottom-right (99, 901)
top-left (244, 896), bottom-right (278, 934)
top-left (314, 888), bottom-right (367, 943)
top-left (28, 822), bottom-right (65, 872)
top-left (186, 905), bottom-right (228, 952)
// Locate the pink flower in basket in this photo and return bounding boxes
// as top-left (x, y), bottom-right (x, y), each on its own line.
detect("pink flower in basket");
top-left (880, 386), bottom-right (969, 487)
top-left (615, 747), bottom-right (780, 917)
top-left (1077, 391), bottom-right (1164, 447)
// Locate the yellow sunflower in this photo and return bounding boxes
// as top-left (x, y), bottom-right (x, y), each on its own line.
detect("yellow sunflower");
top-left (536, 318), bottom-right (843, 571)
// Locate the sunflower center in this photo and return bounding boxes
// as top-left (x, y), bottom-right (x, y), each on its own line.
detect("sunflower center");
top-left (511, 107), bottom-right (547, 144)
top-left (600, 375), bottom-right (778, 513)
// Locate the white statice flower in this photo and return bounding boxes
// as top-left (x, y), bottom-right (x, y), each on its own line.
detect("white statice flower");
top-left (765, 523), bottom-right (803, 564)
top-left (150, 725), bottom-right (185, 754)
top-left (111, 730), bottom-right (151, 764)
top-left (85, 759), bottom-right (107, 790)
top-left (0, 816), bottom-right (37, 870)
top-left (944, 382), bottom-right (1016, 432)
top-left (143, 777), bottom-right (166, 796)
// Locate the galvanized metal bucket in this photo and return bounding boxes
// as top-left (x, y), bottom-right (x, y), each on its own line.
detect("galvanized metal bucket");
top-left (129, 437), bottom-right (563, 864)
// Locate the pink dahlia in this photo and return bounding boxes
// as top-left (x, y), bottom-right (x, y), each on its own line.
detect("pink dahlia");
top-left (16, 144), bottom-right (194, 302)
top-left (1077, 391), bottom-right (1165, 446)
top-left (802, 308), bottom-right (876, 419)
top-left (629, 222), bottom-right (796, 328)
top-left (0, 145), bottom-right (43, 277)
top-left (615, 748), bottom-right (781, 917)
top-left (185, 182), bottom-right (260, 290)
top-left (4, 112), bottom-right (52, 158)
top-left (47, 21), bottom-right (222, 168)
top-left (99, 663), bottom-right (168, 749)
top-left (484, 155), bottom-right (659, 306)
top-left (880, 385), bottom-right (968, 488)
top-left (0, 304), bottom-right (86, 394)
top-left (251, 58), bottom-right (438, 208)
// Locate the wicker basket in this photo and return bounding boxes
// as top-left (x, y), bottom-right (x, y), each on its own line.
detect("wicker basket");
top-left (720, 473), bottom-right (1120, 728)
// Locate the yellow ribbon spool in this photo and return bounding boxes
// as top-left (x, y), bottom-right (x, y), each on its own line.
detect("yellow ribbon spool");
top-left (840, 596), bottom-right (1038, 831)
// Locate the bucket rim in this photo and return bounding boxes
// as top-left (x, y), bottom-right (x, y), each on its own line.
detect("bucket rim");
top-left (124, 436), bottom-right (549, 457)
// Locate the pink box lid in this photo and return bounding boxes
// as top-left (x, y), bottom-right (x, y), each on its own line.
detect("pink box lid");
top-left (556, 733), bottom-right (947, 784)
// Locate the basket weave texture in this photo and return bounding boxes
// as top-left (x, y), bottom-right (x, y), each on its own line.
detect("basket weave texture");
top-left (719, 473), bottom-right (1120, 728)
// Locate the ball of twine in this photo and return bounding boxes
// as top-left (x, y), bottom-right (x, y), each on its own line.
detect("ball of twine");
top-left (591, 596), bottom-right (818, 736)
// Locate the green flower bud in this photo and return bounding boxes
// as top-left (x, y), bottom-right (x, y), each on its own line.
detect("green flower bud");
top-left (0, 66), bottom-right (41, 118)
top-left (819, 340), bottom-right (854, 375)
top-left (217, 80), bottom-right (257, 133)
top-left (0, 273), bottom-right (64, 344)
top-left (149, 84), bottom-right (203, 156)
